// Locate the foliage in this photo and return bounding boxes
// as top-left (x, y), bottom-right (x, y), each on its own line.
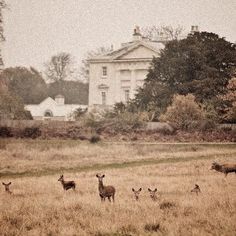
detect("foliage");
top-left (44, 52), bottom-right (74, 83)
top-left (0, 127), bottom-right (12, 137)
top-left (159, 94), bottom-right (205, 130)
top-left (0, 67), bottom-right (48, 104)
top-left (47, 80), bottom-right (88, 104)
top-left (0, 0), bottom-right (7, 42)
top-left (0, 90), bottom-right (32, 119)
top-left (21, 127), bottom-right (41, 139)
top-left (141, 25), bottom-right (184, 41)
top-left (134, 31), bottom-right (236, 118)
top-left (220, 78), bottom-right (236, 122)
top-left (89, 135), bottom-right (101, 143)
top-left (72, 107), bottom-right (88, 120)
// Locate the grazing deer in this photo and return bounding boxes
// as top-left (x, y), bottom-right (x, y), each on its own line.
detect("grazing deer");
top-left (96, 174), bottom-right (115, 202)
top-left (58, 175), bottom-right (76, 191)
top-left (132, 188), bottom-right (142, 201)
top-left (148, 188), bottom-right (158, 201)
top-left (191, 184), bottom-right (201, 195)
top-left (2, 182), bottom-right (12, 194)
top-left (211, 162), bottom-right (236, 177)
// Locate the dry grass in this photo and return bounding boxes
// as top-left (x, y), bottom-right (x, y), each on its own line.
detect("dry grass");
top-left (0, 139), bottom-right (236, 235)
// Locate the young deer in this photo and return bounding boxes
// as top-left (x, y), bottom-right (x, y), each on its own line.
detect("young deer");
top-left (58, 175), bottom-right (76, 191)
top-left (148, 188), bottom-right (158, 201)
top-left (211, 162), bottom-right (236, 177)
top-left (191, 184), bottom-right (201, 195)
top-left (132, 188), bottom-right (142, 201)
top-left (2, 182), bottom-right (12, 194)
top-left (96, 174), bottom-right (115, 202)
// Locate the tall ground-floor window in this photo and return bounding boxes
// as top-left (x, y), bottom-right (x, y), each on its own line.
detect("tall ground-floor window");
top-left (124, 89), bottom-right (130, 102)
top-left (101, 91), bottom-right (106, 105)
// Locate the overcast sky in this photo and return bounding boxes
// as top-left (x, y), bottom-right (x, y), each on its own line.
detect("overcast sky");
top-left (2, 0), bottom-right (236, 72)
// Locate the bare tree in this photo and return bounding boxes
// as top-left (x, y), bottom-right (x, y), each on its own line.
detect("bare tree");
top-left (0, 0), bottom-right (7, 42)
top-left (79, 46), bottom-right (111, 82)
top-left (141, 25), bottom-right (184, 41)
top-left (44, 52), bottom-right (74, 83)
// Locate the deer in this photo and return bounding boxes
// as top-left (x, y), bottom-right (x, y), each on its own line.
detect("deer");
top-left (211, 162), bottom-right (236, 177)
top-left (132, 188), bottom-right (142, 201)
top-left (96, 174), bottom-right (115, 202)
top-left (58, 175), bottom-right (76, 191)
top-left (2, 182), bottom-right (12, 194)
top-left (148, 188), bottom-right (158, 201)
top-left (191, 184), bottom-right (201, 195)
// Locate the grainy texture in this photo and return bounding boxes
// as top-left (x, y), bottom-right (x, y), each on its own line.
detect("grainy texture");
top-left (0, 139), bottom-right (236, 235)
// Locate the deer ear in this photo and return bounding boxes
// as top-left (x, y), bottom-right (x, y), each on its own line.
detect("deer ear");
top-left (148, 188), bottom-right (151, 192)
top-left (132, 188), bottom-right (135, 192)
top-left (139, 188), bottom-right (142, 191)
top-left (8, 182), bottom-right (11, 185)
top-left (96, 174), bottom-right (99, 178)
top-left (2, 182), bottom-right (5, 185)
top-left (102, 174), bottom-right (105, 178)
top-left (154, 188), bottom-right (157, 192)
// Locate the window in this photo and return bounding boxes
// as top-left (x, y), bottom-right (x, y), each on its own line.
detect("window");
top-left (102, 66), bottom-right (107, 76)
top-left (101, 91), bottom-right (106, 105)
top-left (44, 110), bottom-right (53, 118)
top-left (124, 89), bottom-right (130, 102)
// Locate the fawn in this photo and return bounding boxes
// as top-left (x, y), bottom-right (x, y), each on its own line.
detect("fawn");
top-left (191, 184), bottom-right (201, 195)
top-left (148, 188), bottom-right (158, 201)
top-left (2, 182), bottom-right (12, 194)
top-left (96, 174), bottom-right (115, 202)
top-left (58, 175), bottom-right (76, 191)
top-left (132, 188), bottom-right (142, 201)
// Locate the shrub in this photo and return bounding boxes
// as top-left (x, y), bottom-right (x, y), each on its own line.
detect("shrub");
top-left (0, 127), bottom-right (13, 137)
top-left (160, 94), bottom-right (205, 130)
top-left (21, 127), bottom-right (41, 139)
top-left (144, 223), bottom-right (161, 232)
top-left (89, 135), bottom-right (101, 143)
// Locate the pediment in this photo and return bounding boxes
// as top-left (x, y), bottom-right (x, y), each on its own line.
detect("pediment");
top-left (98, 84), bottom-right (109, 89)
top-left (114, 45), bottom-right (159, 60)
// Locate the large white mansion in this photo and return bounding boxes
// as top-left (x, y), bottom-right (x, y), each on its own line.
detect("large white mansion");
top-left (88, 26), bottom-right (165, 110)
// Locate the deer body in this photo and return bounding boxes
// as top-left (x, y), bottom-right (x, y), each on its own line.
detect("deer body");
top-left (211, 162), bottom-right (236, 177)
top-left (96, 174), bottom-right (115, 202)
top-left (2, 182), bottom-right (12, 194)
top-left (58, 175), bottom-right (76, 191)
top-left (191, 184), bottom-right (201, 195)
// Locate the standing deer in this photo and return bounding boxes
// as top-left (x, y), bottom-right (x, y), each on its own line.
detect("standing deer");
top-left (211, 162), bottom-right (236, 177)
top-left (2, 182), bottom-right (12, 194)
top-left (191, 184), bottom-right (201, 195)
top-left (58, 175), bottom-right (76, 191)
top-left (148, 188), bottom-right (158, 201)
top-left (96, 174), bottom-right (115, 202)
top-left (132, 188), bottom-right (142, 201)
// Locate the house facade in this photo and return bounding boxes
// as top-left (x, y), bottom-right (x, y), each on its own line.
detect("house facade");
top-left (88, 26), bottom-right (165, 110)
top-left (25, 95), bottom-right (87, 121)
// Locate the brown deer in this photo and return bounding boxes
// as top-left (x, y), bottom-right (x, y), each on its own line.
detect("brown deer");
top-left (132, 188), bottom-right (142, 201)
top-left (96, 174), bottom-right (115, 202)
top-left (211, 162), bottom-right (236, 177)
top-left (148, 188), bottom-right (158, 201)
top-left (2, 182), bottom-right (12, 194)
top-left (191, 184), bottom-right (201, 195)
top-left (58, 175), bottom-right (76, 191)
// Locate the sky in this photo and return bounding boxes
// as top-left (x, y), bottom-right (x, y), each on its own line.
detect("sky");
top-left (2, 0), bottom-right (236, 72)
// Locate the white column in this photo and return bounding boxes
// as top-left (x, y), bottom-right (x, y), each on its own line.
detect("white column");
top-left (130, 69), bottom-right (136, 99)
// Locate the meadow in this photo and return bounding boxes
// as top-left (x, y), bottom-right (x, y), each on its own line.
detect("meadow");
top-left (0, 139), bottom-right (236, 236)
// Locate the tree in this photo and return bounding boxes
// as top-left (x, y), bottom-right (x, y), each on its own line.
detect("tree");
top-left (160, 94), bottom-right (205, 130)
top-left (44, 52), bottom-right (74, 83)
top-left (141, 25), bottom-right (184, 41)
top-left (134, 31), bottom-right (236, 117)
top-left (0, 90), bottom-right (32, 120)
top-left (79, 47), bottom-right (111, 82)
top-left (0, 67), bottom-right (48, 104)
top-left (0, 0), bottom-right (7, 42)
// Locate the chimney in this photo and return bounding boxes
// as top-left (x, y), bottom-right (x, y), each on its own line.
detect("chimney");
top-left (191, 25), bottom-right (199, 34)
top-left (55, 94), bottom-right (65, 105)
top-left (133, 26), bottom-right (142, 41)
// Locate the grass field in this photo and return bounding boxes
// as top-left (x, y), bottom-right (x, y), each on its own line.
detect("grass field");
top-left (0, 139), bottom-right (236, 236)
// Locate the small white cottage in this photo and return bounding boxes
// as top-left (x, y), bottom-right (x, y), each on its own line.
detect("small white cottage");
top-left (25, 95), bottom-right (87, 121)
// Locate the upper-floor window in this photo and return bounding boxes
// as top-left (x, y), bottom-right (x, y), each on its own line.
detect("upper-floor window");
top-left (124, 89), bottom-right (130, 102)
top-left (102, 66), bottom-right (107, 77)
top-left (101, 91), bottom-right (106, 105)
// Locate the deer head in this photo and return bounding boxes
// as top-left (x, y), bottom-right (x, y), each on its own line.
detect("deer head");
top-left (58, 175), bottom-right (64, 182)
top-left (148, 188), bottom-right (158, 201)
top-left (132, 188), bottom-right (142, 200)
top-left (96, 174), bottom-right (105, 182)
top-left (2, 182), bottom-right (12, 194)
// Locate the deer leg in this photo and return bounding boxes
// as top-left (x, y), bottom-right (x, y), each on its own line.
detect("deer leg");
top-left (224, 172), bottom-right (228, 177)
top-left (108, 196), bottom-right (111, 202)
top-left (112, 194), bottom-right (115, 203)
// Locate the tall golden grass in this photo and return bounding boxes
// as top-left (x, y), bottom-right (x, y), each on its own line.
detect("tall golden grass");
top-left (0, 139), bottom-right (236, 235)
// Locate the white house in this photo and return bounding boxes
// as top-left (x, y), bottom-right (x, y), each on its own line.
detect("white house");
top-left (88, 26), bottom-right (165, 110)
top-left (25, 95), bottom-right (87, 121)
